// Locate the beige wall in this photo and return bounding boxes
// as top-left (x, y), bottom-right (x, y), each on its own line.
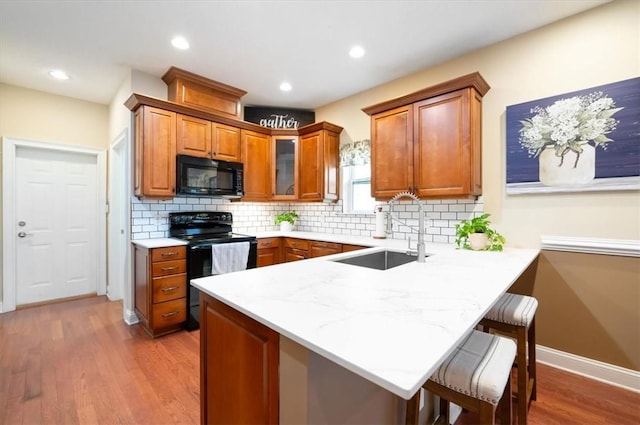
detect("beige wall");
top-left (316, 0), bottom-right (640, 248)
top-left (511, 251), bottom-right (640, 371)
top-left (0, 84), bottom-right (109, 148)
top-left (317, 0), bottom-right (640, 372)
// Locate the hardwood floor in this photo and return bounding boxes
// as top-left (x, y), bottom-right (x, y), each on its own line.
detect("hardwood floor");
top-left (1, 296), bottom-right (638, 425)
top-left (0, 296), bottom-right (199, 425)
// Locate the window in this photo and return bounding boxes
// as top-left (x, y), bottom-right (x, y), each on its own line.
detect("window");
top-left (340, 139), bottom-right (375, 214)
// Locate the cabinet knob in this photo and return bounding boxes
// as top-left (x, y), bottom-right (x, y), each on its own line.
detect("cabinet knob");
top-left (161, 266), bottom-right (178, 271)
top-left (161, 311), bottom-right (179, 318)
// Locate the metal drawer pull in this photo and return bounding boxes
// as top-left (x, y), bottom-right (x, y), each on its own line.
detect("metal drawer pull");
top-left (161, 311), bottom-right (179, 318)
top-left (161, 251), bottom-right (178, 256)
top-left (161, 286), bottom-right (179, 293)
top-left (161, 266), bottom-right (178, 271)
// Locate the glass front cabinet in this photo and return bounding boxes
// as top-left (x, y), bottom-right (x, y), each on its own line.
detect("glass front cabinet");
top-left (272, 136), bottom-right (298, 200)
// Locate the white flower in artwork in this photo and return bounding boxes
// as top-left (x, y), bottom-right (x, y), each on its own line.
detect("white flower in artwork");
top-left (519, 91), bottom-right (623, 167)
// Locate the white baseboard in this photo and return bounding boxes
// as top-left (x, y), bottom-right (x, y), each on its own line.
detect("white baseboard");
top-left (0, 301), bottom-right (3, 313)
top-left (124, 308), bottom-right (139, 325)
top-left (537, 344), bottom-right (640, 393)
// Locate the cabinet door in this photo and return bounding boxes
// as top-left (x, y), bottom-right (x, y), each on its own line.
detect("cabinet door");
top-left (284, 248), bottom-right (307, 262)
top-left (272, 136), bottom-right (298, 200)
top-left (298, 131), bottom-right (323, 201)
top-left (414, 89), bottom-right (475, 197)
top-left (257, 247), bottom-right (281, 267)
top-left (241, 130), bottom-right (272, 201)
top-left (257, 238), bottom-right (281, 267)
top-left (137, 106), bottom-right (177, 198)
top-left (212, 123), bottom-right (242, 162)
top-left (323, 130), bottom-right (340, 201)
top-left (176, 114), bottom-right (212, 158)
top-left (201, 294), bottom-right (279, 425)
top-left (370, 105), bottom-right (414, 199)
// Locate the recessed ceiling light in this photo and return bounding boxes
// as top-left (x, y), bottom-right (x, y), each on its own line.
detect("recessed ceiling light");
top-left (48, 69), bottom-right (70, 80)
top-left (349, 45), bottom-right (365, 59)
top-left (171, 36), bottom-right (189, 50)
top-left (280, 82), bottom-right (292, 92)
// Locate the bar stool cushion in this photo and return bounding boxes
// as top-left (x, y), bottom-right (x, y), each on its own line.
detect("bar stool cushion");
top-left (430, 330), bottom-right (516, 405)
top-left (484, 293), bottom-right (538, 327)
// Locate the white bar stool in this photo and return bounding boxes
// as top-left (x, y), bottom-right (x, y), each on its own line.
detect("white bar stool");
top-left (480, 293), bottom-right (538, 425)
top-left (406, 330), bottom-right (516, 425)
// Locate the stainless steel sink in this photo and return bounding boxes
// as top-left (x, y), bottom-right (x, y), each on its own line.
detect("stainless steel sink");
top-left (332, 250), bottom-right (421, 270)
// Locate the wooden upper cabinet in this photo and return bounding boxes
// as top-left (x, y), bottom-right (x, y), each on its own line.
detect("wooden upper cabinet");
top-left (177, 114), bottom-right (241, 162)
top-left (370, 105), bottom-right (414, 198)
top-left (363, 72), bottom-right (489, 200)
top-left (213, 123), bottom-right (242, 162)
top-left (298, 131), bottom-right (323, 201)
top-left (272, 136), bottom-right (298, 201)
top-left (177, 114), bottom-right (211, 157)
top-left (134, 106), bottom-right (177, 198)
top-left (414, 89), bottom-right (481, 198)
top-left (298, 122), bottom-right (342, 202)
top-left (241, 129), bottom-right (272, 201)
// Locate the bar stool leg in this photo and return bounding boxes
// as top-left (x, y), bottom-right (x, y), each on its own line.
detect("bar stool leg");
top-left (529, 318), bottom-right (537, 401)
top-left (516, 325), bottom-right (528, 425)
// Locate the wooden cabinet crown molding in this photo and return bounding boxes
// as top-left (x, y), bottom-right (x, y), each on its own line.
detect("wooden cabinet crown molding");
top-left (125, 93), bottom-right (343, 137)
top-left (361, 72), bottom-right (490, 116)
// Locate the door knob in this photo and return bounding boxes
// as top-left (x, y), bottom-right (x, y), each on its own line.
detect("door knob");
top-left (18, 231), bottom-right (27, 238)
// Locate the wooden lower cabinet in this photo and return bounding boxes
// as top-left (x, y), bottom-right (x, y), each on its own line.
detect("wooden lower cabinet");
top-left (257, 237), bottom-right (282, 267)
top-left (309, 240), bottom-right (342, 258)
top-left (200, 293), bottom-right (279, 425)
top-left (259, 237), bottom-right (369, 264)
top-left (341, 243), bottom-right (368, 253)
top-left (283, 238), bottom-right (309, 262)
top-left (134, 244), bottom-right (187, 337)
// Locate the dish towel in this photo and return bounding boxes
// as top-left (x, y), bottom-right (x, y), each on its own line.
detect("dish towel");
top-left (211, 242), bottom-right (250, 274)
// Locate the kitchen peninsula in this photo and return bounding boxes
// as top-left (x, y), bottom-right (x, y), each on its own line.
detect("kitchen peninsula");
top-left (192, 241), bottom-right (539, 424)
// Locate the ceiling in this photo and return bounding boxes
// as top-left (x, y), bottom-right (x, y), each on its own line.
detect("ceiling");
top-left (0, 0), bottom-right (609, 110)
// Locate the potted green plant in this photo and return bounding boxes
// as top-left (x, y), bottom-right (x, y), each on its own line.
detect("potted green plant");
top-left (454, 213), bottom-right (505, 251)
top-left (275, 211), bottom-right (299, 232)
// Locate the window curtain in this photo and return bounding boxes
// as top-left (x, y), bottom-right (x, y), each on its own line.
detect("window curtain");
top-left (339, 139), bottom-right (370, 167)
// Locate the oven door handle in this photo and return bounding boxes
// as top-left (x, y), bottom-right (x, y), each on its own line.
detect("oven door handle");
top-left (190, 245), bottom-right (212, 251)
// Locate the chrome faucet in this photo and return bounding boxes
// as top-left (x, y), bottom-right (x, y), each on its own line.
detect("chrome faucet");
top-left (386, 191), bottom-right (426, 263)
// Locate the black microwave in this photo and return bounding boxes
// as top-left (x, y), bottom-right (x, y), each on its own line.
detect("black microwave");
top-left (176, 155), bottom-right (244, 198)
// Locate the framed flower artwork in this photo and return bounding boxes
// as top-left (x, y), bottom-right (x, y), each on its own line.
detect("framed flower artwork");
top-left (505, 76), bottom-right (640, 194)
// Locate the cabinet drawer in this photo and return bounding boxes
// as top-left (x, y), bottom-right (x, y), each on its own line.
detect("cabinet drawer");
top-left (258, 237), bottom-right (280, 249)
top-left (152, 274), bottom-right (187, 303)
top-left (284, 238), bottom-right (309, 250)
top-left (151, 298), bottom-right (187, 330)
top-left (152, 259), bottom-right (186, 277)
top-left (342, 244), bottom-right (368, 253)
top-left (151, 246), bottom-right (186, 262)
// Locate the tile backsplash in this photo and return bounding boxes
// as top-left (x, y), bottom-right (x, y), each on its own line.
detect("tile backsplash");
top-left (131, 196), bottom-right (484, 245)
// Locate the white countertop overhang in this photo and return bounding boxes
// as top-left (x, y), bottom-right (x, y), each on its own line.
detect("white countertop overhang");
top-left (189, 237), bottom-right (538, 400)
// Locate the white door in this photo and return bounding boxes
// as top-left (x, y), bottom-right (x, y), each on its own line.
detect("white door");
top-left (15, 146), bottom-right (99, 305)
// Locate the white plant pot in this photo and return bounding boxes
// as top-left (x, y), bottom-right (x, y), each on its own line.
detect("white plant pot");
top-left (280, 222), bottom-right (293, 232)
top-left (539, 144), bottom-right (595, 186)
top-left (468, 233), bottom-right (489, 251)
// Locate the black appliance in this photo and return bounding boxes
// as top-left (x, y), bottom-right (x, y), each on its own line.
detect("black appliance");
top-left (176, 154), bottom-right (244, 198)
top-left (169, 211), bottom-right (257, 330)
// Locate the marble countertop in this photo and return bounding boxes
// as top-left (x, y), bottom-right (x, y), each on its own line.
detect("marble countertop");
top-left (191, 238), bottom-right (539, 400)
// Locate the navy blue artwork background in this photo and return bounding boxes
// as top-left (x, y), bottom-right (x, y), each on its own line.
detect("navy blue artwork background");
top-left (506, 77), bottom-right (640, 184)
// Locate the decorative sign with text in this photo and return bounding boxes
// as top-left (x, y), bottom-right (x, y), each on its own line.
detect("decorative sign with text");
top-left (244, 106), bottom-right (315, 129)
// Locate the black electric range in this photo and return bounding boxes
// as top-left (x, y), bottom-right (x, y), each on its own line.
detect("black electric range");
top-left (169, 211), bottom-right (257, 330)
